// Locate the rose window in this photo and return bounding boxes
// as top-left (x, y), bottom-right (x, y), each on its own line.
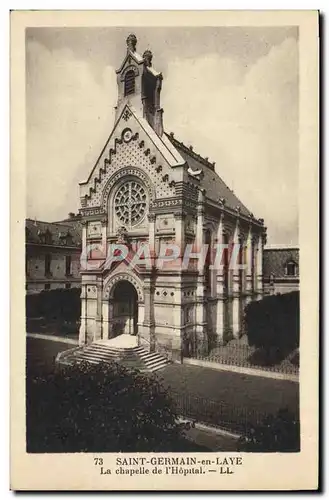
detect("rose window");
top-left (114, 180), bottom-right (147, 227)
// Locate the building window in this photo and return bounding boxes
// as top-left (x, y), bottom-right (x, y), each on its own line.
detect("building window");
top-left (44, 283), bottom-right (51, 290)
top-left (124, 70), bottom-right (135, 96)
top-left (45, 254), bottom-right (52, 276)
top-left (205, 229), bottom-right (212, 292)
top-left (286, 261), bottom-right (297, 277)
top-left (238, 238), bottom-right (244, 292)
top-left (39, 228), bottom-right (53, 245)
top-left (185, 306), bottom-right (194, 325)
top-left (65, 255), bottom-right (72, 276)
top-left (60, 231), bottom-right (73, 246)
top-left (114, 180), bottom-right (147, 227)
top-left (223, 233), bottom-right (229, 293)
top-left (44, 229), bottom-right (53, 245)
top-left (65, 283), bottom-right (71, 289)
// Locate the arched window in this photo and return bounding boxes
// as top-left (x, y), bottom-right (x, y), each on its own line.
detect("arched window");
top-left (286, 261), bottom-right (297, 276)
top-left (205, 229), bottom-right (212, 292)
top-left (223, 232), bottom-right (229, 293)
top-left (124, 70), bottom-right (135, 96)
top-left (238, 237), bottom-right (244, 292)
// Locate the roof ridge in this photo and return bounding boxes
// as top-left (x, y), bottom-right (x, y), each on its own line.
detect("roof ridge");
top-left (165, 131), bottom-right (215, 171)
top-left (26, 218), bottom-right (79, 228)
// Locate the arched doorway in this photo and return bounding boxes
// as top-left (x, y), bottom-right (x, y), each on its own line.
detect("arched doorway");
top-left (111, 281), bottom-right (138, 338)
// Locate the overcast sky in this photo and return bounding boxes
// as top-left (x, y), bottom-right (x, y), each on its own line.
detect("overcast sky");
top-left (26, 27), bottom-right (298, 244)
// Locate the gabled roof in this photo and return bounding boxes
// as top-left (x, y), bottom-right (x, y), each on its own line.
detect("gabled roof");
top-left (26, 218), bottom-right (81, 247)
top-left (79, 104), bottom-right (186, 192)
top-left (166, 133), bottom-right (252, 217)
top-left (116, 48), bottom-right (162, 79)
top-left (115, 49), bottom-right (144, 74)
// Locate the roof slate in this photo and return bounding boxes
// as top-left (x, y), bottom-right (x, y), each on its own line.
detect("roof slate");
top-left (166, 133), bottom-right (252, 217)
top-left (26, 219), bottom-right (82, 247)
top-left (263, 248), bottom-right (299, 278)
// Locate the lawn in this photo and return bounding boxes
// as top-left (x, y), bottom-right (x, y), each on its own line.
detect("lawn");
top-left (26, 337), bottom-right (74, 376)
top-left (158, 363), bottom-right (299, 417)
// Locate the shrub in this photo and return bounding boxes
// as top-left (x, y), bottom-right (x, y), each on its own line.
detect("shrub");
top-left (245, 292), bottom-right (299, 359)
top-left (237, 408), bottom-right (300, 452)
top-left (26, 287), bottom-right (81, 323)
top-left (26, 361), bottom-right (183, 453)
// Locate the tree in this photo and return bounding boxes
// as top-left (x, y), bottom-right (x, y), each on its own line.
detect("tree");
top-left (237, 408), bottom-right (300, 452)
top-left (245, 291), bottom-right (299, 362)
top-left (26, 360), bottom-right (187, 453)
top-left (26, 287), bottom-right (81, 322)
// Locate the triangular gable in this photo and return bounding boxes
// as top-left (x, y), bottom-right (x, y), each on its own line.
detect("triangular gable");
top-left (101, 247), bottom-right (154, 277)
top-left (79, 104), bottom-right (186, 200)
top-left (115, 50), bottom-right (144, 75)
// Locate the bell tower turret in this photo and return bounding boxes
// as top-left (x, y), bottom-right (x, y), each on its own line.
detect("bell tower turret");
top-left (115, 34), bottom-right (164, 136)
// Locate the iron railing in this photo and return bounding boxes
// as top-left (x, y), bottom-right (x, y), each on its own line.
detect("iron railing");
top-left (170, 390), bottom-right (268, 434)
top-left (185, 341), bottom-right (299, 376)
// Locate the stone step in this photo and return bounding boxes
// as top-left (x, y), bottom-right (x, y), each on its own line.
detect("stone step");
top-left (147, 363), bottom-right (170, 373)
top-left (74, 355), bottom-right (99, 365)
top-left (79, 347), bottom-right (118, 357)
top-left (93, 343), bottom-right (140, 352)
top-left (138, 351), bottom-right (161, 360)
top-left (58, 342), bottom-right (171, 373)
top-left (144, 358), bottom-right (170, 369)
top-left (74, 353), bottom-right (112, 363)
top-left (86, 345), bottom-right (132, 354)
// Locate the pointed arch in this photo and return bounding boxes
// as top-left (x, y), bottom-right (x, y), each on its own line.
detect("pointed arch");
top-left (103, 272), bottom-right (144, 302)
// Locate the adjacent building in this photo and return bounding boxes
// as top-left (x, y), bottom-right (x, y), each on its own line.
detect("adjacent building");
top-left (25, 215), bottom-right (82, 293)
top-left (263, 245), bottom-right (299, 295)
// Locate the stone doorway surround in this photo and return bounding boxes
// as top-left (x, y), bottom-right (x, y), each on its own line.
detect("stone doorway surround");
top-left (110, 280), bottom-right (138, 338)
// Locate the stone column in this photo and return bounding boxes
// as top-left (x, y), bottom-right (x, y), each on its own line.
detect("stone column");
top-left (78, 283), bottom-right (87, 346)
top-left (231, 219), bottom-right (241, 338)
top-left (101, 217), bottom-right (108, 261)
top-left (102, 299), bottom-right (109, 340)
top-left (174, 212), bottom-right (185, 257)
top-left (172, 284), bottom-right (184, 362)
top-left (80, 220), bottom-right (88, 273)
top-left (82, 221), bottom-right (87, 249)
top-left (148, 213), bottom-right (156, 259)
top-left (256, 233), bottom-right (264, 298)
top-left (94, 279), bottom-right (103, 341)
top-left (107, 299), bottom-right (114, 338)
top-left (195, 189), bottom-right (207, 354)
top-left (216, 213), bottom-right (225, 341)
top-left (140, 277), bottom-right (155, 352)
top-left (245, 226), bottom-right (253, 303)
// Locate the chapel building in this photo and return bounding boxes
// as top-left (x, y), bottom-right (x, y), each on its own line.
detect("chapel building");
top-left (78, 34), bottom-right (266, 360)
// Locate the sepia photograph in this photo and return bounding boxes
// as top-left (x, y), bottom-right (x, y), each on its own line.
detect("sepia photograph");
top-left (11, 10), bottom-right (318, 491)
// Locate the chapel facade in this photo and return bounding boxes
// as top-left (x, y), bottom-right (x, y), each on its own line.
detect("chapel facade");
top-left (78, 34), bottom-right (266, 360)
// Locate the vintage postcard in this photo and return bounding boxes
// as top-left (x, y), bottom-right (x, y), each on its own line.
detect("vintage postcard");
top-left (10, 10), bottom-right (319, 491)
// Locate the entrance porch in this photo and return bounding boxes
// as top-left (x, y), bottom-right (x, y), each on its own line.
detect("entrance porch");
top-left (94, 333), bottom-right (138, 349)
